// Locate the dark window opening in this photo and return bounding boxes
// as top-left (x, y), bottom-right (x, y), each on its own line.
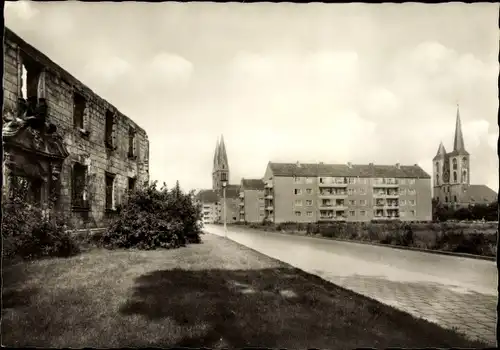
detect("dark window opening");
top-left (453, 171), bottom-right (457, 183)
top-left (221, 172), bottom-right (227, 182)
top-left (20, 54), bottom-right (43, 100)
top-left (452, 158), bottom-right (457, 170)
top-left (73, 91), bottom-right (86, 129)
top-left (72, 163), bottom-right (88, 208)
top-left (105, 172), bottom-right (115, 210)
top-left (128, 177), bottom-right (136, 192)
top-left (128, 127), bottom-right (136, 158)
top-left (454, 196), bottom-right (457, 202)
top-left (105, 110), bottom-right (114, 148)
top-left (445, 196), bottom-right (448, 202)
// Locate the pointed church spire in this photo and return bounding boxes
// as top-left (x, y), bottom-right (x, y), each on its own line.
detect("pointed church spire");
top-left (434, 141), bottom-right (447, 159)
top-left (453, 104), bottom-right (465, 152)
top-left (218, 134), bottom-right (229, 170)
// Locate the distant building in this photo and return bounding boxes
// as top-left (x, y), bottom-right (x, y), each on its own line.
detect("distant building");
top-left (432, 106), bottom-right (497, 208)
top-left (2, 28), bottom-right (149, 230)
top-left (196, 135), bottom-right (240, 224)
top-left (239, 178), bottom-right (265, 223)
top-left (262, 161), bottom-right (432, 223)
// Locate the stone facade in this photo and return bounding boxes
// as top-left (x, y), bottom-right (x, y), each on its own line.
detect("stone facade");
top-left (2, 28), bottom-right (149, 229)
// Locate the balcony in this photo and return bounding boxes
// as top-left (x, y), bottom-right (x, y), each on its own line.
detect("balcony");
top-left (239, 192), bottom-right (244, 199)
top-left (372, 216), bottom-right (400, 221)
top-left (374, 203), bottom-right (400, 209)
top-left (265, 182), bottom-right (273, 189)
top-left (373, 192), bottom-right (399, 199)
top-left (372, 181), bottom-right (399, 188)
top-left (319, 216), bottom-right (347, 222)
top-left (265, 194), bottom-right (273, 200)
top-left (239, 202), bottom-right (244, 206)
top-left (265, 206), bottom-right (274, 211)
top-left (319, 203), bottom-right (347, 210)
top-left (319, 192), bottom-right (348, 199)
top-left (319, 181), bottom-right (347, 188)
top-left (240, 210), bottom-right (244, 214)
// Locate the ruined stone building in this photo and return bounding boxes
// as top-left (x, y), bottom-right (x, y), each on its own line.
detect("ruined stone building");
top-left (432, 105), bottom-right (497, 208)
top-left (2, 28), bottom-right (150, 229)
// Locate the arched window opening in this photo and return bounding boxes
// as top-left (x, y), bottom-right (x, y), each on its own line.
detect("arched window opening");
top-left (436, 174), bottom-right (439, 184)
top-left (445, 196), bottom-right (448, 202)
top-left (454, 195), bottom-right (457, 202)
top-left (452, 158), bottom-right (457, 170)
top-left (453, 171), bottom-right (457, 183)
top-left (462, 170), bottom-right (467, 183)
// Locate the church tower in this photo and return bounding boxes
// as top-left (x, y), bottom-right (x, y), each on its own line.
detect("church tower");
top-left (212, 134), bottom-right (230, 193)
top-left (433, 105), bottom-right (470, 205)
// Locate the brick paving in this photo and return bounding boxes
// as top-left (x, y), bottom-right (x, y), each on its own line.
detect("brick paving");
top-left (325, 275), bottom-right (497, 345)
top-left (205, 225), bottom-right (497, 346)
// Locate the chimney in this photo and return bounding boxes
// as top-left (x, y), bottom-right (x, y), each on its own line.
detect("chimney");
top-left (347, 162), bottom-right (352, 168)
top-left (395, 163), bottom-right (400, 169)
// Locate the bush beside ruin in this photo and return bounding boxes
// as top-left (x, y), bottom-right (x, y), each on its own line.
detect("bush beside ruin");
top-left (100, 181), bottom-right (202, 250)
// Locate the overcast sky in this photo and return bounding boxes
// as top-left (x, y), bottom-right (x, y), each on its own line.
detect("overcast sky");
top-left (5, 1), bottom-right (499, 192)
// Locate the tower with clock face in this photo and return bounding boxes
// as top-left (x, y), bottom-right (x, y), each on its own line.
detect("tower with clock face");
top-left (433, 105), bottom-right (469, 206)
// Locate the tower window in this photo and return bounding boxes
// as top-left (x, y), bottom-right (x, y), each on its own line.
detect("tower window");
top-left (454, 195), bottom-right (457, 202)
top-left (445, 196), bottom-right (448, 202)
top-left (453, 171), bottom-right (457, 183)
top-left (435, 162), bottom-right (439, 173)
top-left (462, 170), bottom-right (467, 183)
top-left (436, 174), bottom-right (439, 184)
top-left (452, 158), bottom-right (457, 170)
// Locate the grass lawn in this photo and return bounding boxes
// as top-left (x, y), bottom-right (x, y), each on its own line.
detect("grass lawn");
top-left (2, 233), bottom-right (487, 348)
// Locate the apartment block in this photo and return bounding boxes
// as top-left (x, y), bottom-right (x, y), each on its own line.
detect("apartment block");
top-left (2, 28), bottom-right (149, 229)
top-left (262, 161), bottom-right (432, 223)
top-left (238, 179), bottom-right (265, 223)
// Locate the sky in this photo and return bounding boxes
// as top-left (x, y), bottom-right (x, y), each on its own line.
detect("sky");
top-left (4, 1), bottom-right (499, 192)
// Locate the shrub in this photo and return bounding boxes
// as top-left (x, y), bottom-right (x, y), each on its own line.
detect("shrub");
top-left (2, 196), bottom-right (80, 261)
top-left (100, 181), bottom-right (202, 250)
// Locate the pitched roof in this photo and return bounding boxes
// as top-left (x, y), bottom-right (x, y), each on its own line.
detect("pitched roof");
top-left (196, 189), bottom-right (219, 203)
top-left (463, 185), bottom-right (497, 204)
top-left (241, 178), bottom-right (265, 190)
top-left (225, 184), bottom-right (240, 198)
top-left (268, 162), bottom-right (431, 179)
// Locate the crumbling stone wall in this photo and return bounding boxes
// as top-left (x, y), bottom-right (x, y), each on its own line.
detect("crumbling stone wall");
top-left (3, 28), bottom-right (150, 229)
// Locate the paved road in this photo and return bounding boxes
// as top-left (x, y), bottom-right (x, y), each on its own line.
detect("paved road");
top-left (204, 224), bottom-right (498, 346)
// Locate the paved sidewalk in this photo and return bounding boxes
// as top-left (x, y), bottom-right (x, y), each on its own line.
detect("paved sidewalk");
top-left (204, 225), bottom-right (497, 345)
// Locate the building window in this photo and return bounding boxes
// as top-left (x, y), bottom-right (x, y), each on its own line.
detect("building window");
top-left (453, 171), bottom-right (457, 183)
top-left (294, 211), bottom-right (302, 217)
top-left (305, 177), bottom-right (313, 184)
top-left (105, 172), bottom-right (115, 210)
top-left (436, 174), bottom-right (439, 185)
top-left (349, 210), bottom-right (355, 216)
top-left (462, 170), bottom-right (467, 183)
top-left (294, 189), bottom-right (302, 195)
top-left (348, 177), bottom-right (356, 184)
top-left (453, 195), bottom-right (457, 202)
top-left (306, 211), bottom-right (313, 217)
top-left (72, 163), bottom-right (88, 209)
top-left (359, 188), bottom-right (366, 195)
top-left (408, 189), bottom-right (416, 195)
top-left (10, 175), bottom-right (42, 205)
top-left (400, 211), bottom-right (406, 217)
top-left (19, 54), bottom-right (44, 100)
top-left (105, 110), bottom-right (115, 149)
top-left (294, 177), bottom-right (301, 183)
top-left (73, 91), bottom-right (86, 129)
top-left (348, 188), bottom-right (355, 195)
top-left (306, 188), bottom-right (312, 194)
top-left (410, 210), bottom-right (416, 216)
top-left (400, 199), bottom-right (406, 206)
top-left (452, 158), bottom-right (457, 170)
top-left (128, 126), bottom-right (136, 158)
top-left (349, 200), bottom-right (356, 205)
top-left (399, 188), bottom-right (406, 195)
top-left (360, 199), bottom-right (367, 206)
top-left (408, 179), bottom-right (415, 185)
top-left (445, 196), bottom-right (448, 202)
top-left (295, 200), bottom-right (303, 206)
top-left (409, 199), bottom-right (416, 206)
top-left (360, 210), bottom-right (366, 216)
top-left (399, 178), bottom-right (406, 185)
top-left (128, 177), bottom-right (136, 192)
top-left (306, 200), bottom-right (313, 206)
